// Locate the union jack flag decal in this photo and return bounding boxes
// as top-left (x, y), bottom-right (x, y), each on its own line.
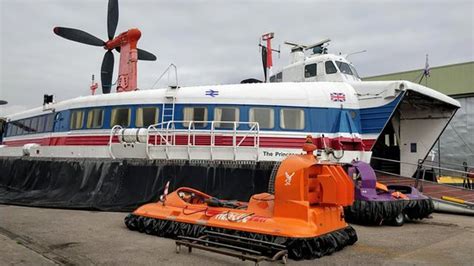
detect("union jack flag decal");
top-left (330, 92), bottom-right (346, 102)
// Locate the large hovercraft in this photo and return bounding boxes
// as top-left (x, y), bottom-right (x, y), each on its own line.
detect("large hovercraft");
top-left (125, 137), bottom-right (358, 260)
top-left (344, 161), bottom-right (434, 225)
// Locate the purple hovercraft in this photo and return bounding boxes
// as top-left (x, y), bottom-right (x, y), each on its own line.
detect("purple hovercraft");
top-left (344, 161), bottom-right (434, 226)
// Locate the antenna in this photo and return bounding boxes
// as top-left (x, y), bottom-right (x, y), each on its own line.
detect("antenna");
top-left (284, 38), bottom-right (331, 54)
top-left (90, 74), bottom-right (98, 95)
top-left (53, 0), bottom-right (157, 94)
top-left (285, 39), bottom-right (331, 54)
top-left (259, 32), bottom-right (280, 82)
top-left (418, 54), bottom-right (430, 85)
top-left (344, 49), bottom-right (367, 59)
top-left (284, 41), bottom-right (306, 52)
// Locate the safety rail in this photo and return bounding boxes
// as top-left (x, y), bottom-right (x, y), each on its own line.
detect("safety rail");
top-left (371, 156), bottom-right (471, 176)
top-left (108, 125), bottom-right (123, 159)
top-left (371, 156), bottom-right (473, 190)
top-left (144, 120), bottom-right (260, 160)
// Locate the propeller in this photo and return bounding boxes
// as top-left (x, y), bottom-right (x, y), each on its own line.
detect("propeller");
top-left (53, 0), bottom-right (156, 94)
top-left (101, 50), bottom-right (114, 94)
top-left (115, 47), bottom-right (157, 61)
top-left (107, 0), bottom-right (119, 40)
top-left (53, 27), bottom-right (105, 46)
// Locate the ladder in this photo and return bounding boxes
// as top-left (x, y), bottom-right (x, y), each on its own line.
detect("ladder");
top-left (161, 86), bottom-right (178, 128)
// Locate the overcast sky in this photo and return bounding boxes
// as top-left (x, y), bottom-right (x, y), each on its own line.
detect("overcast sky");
top-left (0, 0), bottom-right (473, 116)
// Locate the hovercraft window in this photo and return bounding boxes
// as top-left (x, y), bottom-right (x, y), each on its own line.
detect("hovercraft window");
top-left (22, 120), bottom-right (30, 134)
top-left (325, 61), bottom-right (337, 74)
top-left (214, 107), bottom-right (240, 129)
top-left (335, 61), bottom-right (353, 75)
top-left (349, 64), bottom-right (360, 79)
top-left (183, 107), bottom-right (208, 128)
top-left (87, 108), bottom-right (104, 129)
top-left (270, 72), bottom-right (282, 82)
top-left (29, 117), bottom-right (38, 133)
top-left (136, 107), bottom-right (159, 128)
top-left (18, 121), bottom-right (25, 135)
top-left (6, 123), bottom-right (12, 136)
top-left (45, 114), bottom-right (55, 132)
top-left (7, 122), bottom-right (15, 136)
top-left (305, 63), bottom-right (317, 78)
top-left (280, 109), bottom-right (305, 130)
top-left (37, 116), bottom-right (45, 133)
top-left (70, 110), bottom-right (84, 130)
top-left (249, 108), bottom-right (274, 129)
top-left (14, 122), bottom-right (21, 135)
top-left (23, 119), bottom-right (33, 134)
top-left (111, 108), bottom-right (131, 127)
top-left (276, 72), bottom-right (283, 82)
top-left (7, 123), bottom-right (14, 136)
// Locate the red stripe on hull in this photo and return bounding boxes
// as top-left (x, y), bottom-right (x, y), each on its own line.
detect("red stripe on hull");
top-left (3, 135), bottom-right (376, 151)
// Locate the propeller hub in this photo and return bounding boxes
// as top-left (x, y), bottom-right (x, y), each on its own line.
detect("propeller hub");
top-left (128, 28), bottom-right (141, 41)
top-left (105, 28), bottom-right (141, 50)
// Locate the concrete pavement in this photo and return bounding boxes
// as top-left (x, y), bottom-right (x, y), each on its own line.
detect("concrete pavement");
top-left (1, 205), bottom-right (473, 265)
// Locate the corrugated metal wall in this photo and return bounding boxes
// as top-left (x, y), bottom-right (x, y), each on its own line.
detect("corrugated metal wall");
top-left (431, 97), bottom-right (474, 172)
top-left (363, 61), bottom-right (474, 96)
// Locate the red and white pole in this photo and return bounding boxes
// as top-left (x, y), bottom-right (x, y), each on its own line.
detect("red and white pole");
top-left (261, 32), bottom-right (274, 82)
top-left (160, 181), bottom-right (170, 202)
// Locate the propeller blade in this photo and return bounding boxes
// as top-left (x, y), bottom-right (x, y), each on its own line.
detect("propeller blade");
top-left (107, 0), bottom-right (119, 40)
top-left (101, 50), bottom-right (114, 94)
top-left (137, 49), bottom-right (157, 61)
top-left (53, 27), bottom-right (105, 46)
top-left (115, 47), bottom-right (157, 61)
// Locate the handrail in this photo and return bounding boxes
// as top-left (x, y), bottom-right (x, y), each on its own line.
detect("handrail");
top-left (144, 120), bottom-right (260, 161)
top-left (371, 156), bottom-right (471, 176)
top-left (423, 159), bottom-right (473, 169)
top-left (373, 169), bottom-right (473, 191)
top-left (108, 125), bottom-right (123, 159)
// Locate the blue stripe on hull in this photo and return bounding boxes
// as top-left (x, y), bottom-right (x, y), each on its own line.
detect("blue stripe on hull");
top-left (4, 94), bottom-right (403, 138)
top-left (359, 93), bottom-right (403, 134)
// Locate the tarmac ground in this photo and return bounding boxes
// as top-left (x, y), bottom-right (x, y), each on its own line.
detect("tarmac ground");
top-left (0, 204), bottom-right (473, 265)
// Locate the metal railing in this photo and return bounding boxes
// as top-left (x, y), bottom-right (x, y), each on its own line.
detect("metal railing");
top-left (371, 156), bottom-right (473, 190)
top-left (145, 120), bottom-right (260, 160)
top-left (371, 156), bottom-right (471, 176)
top-left (108, 125), bottom-right (123, 159)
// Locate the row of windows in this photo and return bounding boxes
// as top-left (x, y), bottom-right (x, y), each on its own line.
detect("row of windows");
top-left (71, 107), bottom-right (159, 129)
top-left (70, 106), bottom-right (305, 130)
top-left (182, 107), bottom-right (305, 130)
top-left (6, 114), bottom-right (55, 137)
top-left (6, 105), bottom-right (307, 137)
top-left (71, 106), bottom-right (305, 130)
top-left (272, 60), bottom-right (360, 81)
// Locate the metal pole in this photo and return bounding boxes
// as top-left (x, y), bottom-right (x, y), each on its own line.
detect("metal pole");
top-left (438, 138), bottom-right (441, 177)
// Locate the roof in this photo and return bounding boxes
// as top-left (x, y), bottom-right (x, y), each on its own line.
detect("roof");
top-left (362, 61), bottom-right (474, 97)
top-left (5, 82), bottom-right (361, 120)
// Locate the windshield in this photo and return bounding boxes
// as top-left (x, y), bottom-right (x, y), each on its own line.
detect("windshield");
top-left (335, 61), bottom-right (353, 75)
top-left (349, 64), bottom-right (360, 79)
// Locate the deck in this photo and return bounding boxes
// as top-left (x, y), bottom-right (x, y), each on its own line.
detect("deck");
top-left (377, 174), bottom-right (474, 202)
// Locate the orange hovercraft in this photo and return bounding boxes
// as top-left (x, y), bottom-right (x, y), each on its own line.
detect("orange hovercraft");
top-left (125, 136), bottom-right (357, 260)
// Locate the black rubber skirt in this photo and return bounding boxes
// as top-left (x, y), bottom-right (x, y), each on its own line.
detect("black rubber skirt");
top-left (404, 198), bottom-right (435, 220)
top-left (0, 157), bottom-right (272, 211)
top-left (125, 214), bottom-right (357, 260)
top-left (344, 198), bottom-right (434, 225)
